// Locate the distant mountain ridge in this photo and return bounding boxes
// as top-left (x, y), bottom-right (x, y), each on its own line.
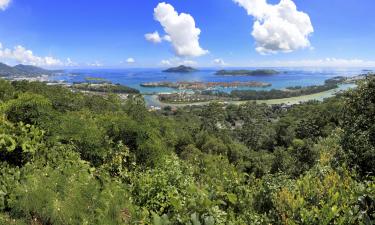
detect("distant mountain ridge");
top-left (0, 63), bottom-right (61, 77)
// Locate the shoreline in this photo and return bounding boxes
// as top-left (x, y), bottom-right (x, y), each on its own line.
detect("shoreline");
top-left (145, 83), bottom-right (356, 108)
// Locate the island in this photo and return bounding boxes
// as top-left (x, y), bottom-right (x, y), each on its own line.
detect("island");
top-left (215, 69), bottom-right (280, 76)
top-left (163, 65), bottom-right (197, 73)
top-left (141, 81), bottom-right (271, 90)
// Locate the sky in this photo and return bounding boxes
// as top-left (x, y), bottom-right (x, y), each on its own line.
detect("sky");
top-left (0, 0), bottom-right (374, 68)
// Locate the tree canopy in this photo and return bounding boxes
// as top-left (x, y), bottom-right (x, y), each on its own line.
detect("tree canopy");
top-left (0, 79), bottom-right (373, 224)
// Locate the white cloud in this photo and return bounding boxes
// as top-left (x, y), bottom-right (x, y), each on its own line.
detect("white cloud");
top-left (213, 58), bottom-right (227, 66)
top-left (163, 35), bottom-right (171, 42)
top-left (0, 0), bottom-right (11, 10)
top-left (160, 58), bottom-right (197, 67)
top-left (0, 44), bottom-right (75, 67)
top-left (145, 31), bottom-right (172, 44)
top-left (152, 2), bottom-right (208, 57)
top-left (145, 31), bottom-right (162, 43)
top-left (66, 58), bottom-right (78, 66)
top-left (87, 61), bottom-right (103, 67)
top-left (161, 59), bottom-right (172, 66)
top-left (126, 57), bottom-right (135, 63)
top-left (233, 0), bottom-right (314, 54)
top-left (182, 60), bottom-right (197, 66)
top-left (247, 58), bottom-right (375, 67)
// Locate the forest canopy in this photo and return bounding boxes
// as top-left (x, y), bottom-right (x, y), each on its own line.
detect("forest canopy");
top-left (0, 78), bottom-right (374, 224)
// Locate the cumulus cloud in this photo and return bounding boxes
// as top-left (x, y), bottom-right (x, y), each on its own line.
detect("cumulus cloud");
top-left (182, 60), bottom-right (197, 66)
top-left (0, 0), bottom-right (11, 10)
top-left (0, 44), bottom-right (76, 67)
top-left (233, 0), bottom-right (314, 54)
top-left (161, 59), bottom-right (172, 66)
top-left (213, 58), bottom-right (227, 66)
top-left (151, 2), bottom-right (208, 57)
top-left (160, 58), bottom-right (197, 66)
top-left (65, 58), bottom-right (78, 67)
top-left (87, 61), bottom-right (103, 67)
top-left (163, 35), bottom-right (171, 42)
top-left (126, 57), bottom-right (135, 63)
top-left (145, 31), bottom-right (162, 43)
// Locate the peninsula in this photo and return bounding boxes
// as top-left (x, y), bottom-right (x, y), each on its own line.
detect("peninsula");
top-left (215, 69), bottom-right (280, 76)
top-left (163, 65), bottom-right (197, 73)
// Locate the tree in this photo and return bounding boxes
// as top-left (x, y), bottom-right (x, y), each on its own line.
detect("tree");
top-left (0, 117), bottom-right (45, 166)
top-left (0, 79), bottom-right (15, 102)
top-left (200, 102), bottom-right (226, 133)
top-left (1, 93), bottom-right (52, 125)
top-left (288, 139), bottom-right (318, 177)
top-left (341, 77), bottom-right (375, 176)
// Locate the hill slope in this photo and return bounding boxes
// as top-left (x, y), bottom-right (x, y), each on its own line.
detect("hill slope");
top-left (0, 63), bottom-right (59, 77)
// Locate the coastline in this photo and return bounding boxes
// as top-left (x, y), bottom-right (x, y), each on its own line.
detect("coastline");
top-left (145, 83), bottom-right (356, 108)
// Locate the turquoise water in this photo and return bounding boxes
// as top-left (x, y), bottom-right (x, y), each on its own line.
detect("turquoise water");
top-left (51, 67), bottom-right (369, 94)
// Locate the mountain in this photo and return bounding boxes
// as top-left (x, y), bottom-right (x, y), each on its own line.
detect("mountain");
top-left (13, 64), bottom-right (57, 75)
top-left (0, 63), bottom-right (60, 77)
top-left (0, 63), bottom-right (24, 76)
top-left (163, 65), bottom-right (197, 73)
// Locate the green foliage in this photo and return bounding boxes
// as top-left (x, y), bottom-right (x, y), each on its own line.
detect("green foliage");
top-left (1, 92), bottom-right (52, 125)
top-left (0, 117), bottom-right (45, 166)
top-left (234, 102), bottom-right (276, 150)
top-left (0, 78), bottom-right (373, 224)
top-left (98, 112), bottom-right (168, 167)
top-left (342, 77), bottom-right (375, 176)
top-left (11, 81), bottom-right (85, 112)
top-left (274, 166), bottom-right (374, 224)
top-left (7, 159), bottom-right (136, 225)
top-left (288, 139), bottom-right (319, 176)
top-left (0, 79), bottom-right (15, 102)
top-left (0, 212), bottom-right (27, 225)
top-left (73, 83), bottom-right (140, 94)
top-left (50, 110), bottom-right (110, 166)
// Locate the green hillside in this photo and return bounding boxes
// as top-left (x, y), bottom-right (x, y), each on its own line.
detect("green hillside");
top-left (0, 78), bottom-right (373, 224)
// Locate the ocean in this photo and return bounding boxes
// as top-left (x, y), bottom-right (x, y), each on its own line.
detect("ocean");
top-left (49, 67), bottom-right (370, 107)
top-left (51, 67), bottom-right (368, 94)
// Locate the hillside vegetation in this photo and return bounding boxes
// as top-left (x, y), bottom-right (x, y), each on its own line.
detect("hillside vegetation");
top-left (0, 63), bottom-right (59, 77)
top-left (0, 78), bottom-right (374, 224)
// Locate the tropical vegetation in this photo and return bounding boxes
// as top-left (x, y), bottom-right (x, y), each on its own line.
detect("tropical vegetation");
top-left (0, 77), bottom-right (374, 224)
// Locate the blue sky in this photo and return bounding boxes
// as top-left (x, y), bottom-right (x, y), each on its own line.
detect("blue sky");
top-left (0, 0), bottom-right (374, 68)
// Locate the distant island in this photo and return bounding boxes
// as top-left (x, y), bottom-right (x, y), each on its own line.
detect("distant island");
top-left (215, 69), bottom-right (280, 76)
top-left (0, 63), bottom-right (61, 77)
top-left (163, 65), bottom-right (197, 73)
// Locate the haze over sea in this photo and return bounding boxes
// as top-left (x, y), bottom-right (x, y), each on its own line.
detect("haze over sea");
top-left (52, 67), bottom-right (369, 94)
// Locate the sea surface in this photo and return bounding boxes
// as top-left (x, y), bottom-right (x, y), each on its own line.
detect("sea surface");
top-left (50, 67), bottom-right (370, 107)
top-left (51, 67), bottom-right (369, 94)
